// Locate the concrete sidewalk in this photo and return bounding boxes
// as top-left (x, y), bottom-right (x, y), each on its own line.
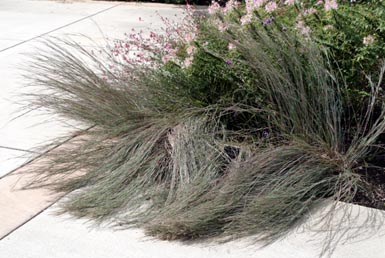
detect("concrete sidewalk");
top-left (1, 1), bottom-right (385, 258)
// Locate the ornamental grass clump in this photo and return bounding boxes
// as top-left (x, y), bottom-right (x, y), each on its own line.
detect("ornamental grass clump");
top-left (24, 2), bottom-right (385, 257)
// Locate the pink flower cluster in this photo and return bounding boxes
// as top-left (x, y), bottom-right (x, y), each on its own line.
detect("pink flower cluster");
top-left (295, 20), bottom-right (311, 37)
top-left (304, 7), bottom-right (317, 16)
top-left (208, 1), bottom-right (221, 14)
top-left (324, 0), bottom-right (338, 11)
top-left (245, 0), bottom-right (267, 14)
top-left (242, 0), bottom-right (273, 25)
top-left (109, 0), bottom-right (342, 75)
top-left (110, 5), bottom-right (199, 70)
top-left (265, 2), bottom-right (277, 13)
top-left (206, 0), bottom-right (339, 29)
top-left (284, 0), bottom-right (295, 5)
top-left (224, 0), bottom-right (240, 14)
top-left (209, 0), bottom-right (240, 15)
top-left (240, 14), bottom-right (253, 25)
top-left (111, 27), bottom-right (176, 68)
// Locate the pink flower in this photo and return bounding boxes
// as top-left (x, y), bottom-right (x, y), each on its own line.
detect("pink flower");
top-left (254, 0), bottom-right (267, 7)
top-left (162, 55), bottom-right (171, 64)
top-left (167, 48), bottom-right (176, 56)
top-left (304, 7), bottom-right (317, 16)
top-left (217, 23), bottom-right (227, 32)
top-left (165, 43), bottom-right (173, 50)
top-left (162, 56), bottom-right (170, 64)
top-left (284, 0), bottom-right (295, 5)
top-left (208, 1), bottom-right (221, 14)
top-left (228, 43), bottom-right (236, 50)
top-left (296, 21), bottom-right (311, 37)
top-left (301, 26), bottom-right (311, 37)
top-left (136, 52), bottom-right (145, 60)
top-left (324, 0), bottom-right (338, 11)
top-left (184, 32), bottom-right (196, 43)
top-left (150, 31), bottom-right (157, 38)
top-left (265, 2), bottom-right (277, 13)
top-left (240, 14), bottom-right (252, 25)
top-left (186, 45), bottom-right (196, 55)
top-left (184, 56), bottom-right (194, 68)
top-left (245, 0), bottom-right (266, 14)
top-left (224, 0), bottom-right (239, 14)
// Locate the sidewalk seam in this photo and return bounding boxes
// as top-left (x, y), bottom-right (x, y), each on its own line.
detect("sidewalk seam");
top-left (0, 126), bottom-right (95, 239)
top-left (0, 125), bottom-right (95, 181)
top-left (0, 194), bottom-right (65, 241)
top-left (0, 145), bottom-right (40, 154)
top-left (0, 3), bottom-right (121, 53)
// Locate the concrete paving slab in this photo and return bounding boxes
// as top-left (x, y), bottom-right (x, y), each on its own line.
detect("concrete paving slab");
top-left (0, 131), bottom-right (90, 239)
top-left (0, 170), bottom-right (62, 239)
top-left (0, 42), bottom-right (76, 153)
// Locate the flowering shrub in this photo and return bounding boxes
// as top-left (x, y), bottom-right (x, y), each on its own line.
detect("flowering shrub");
top-left (200, 0), bottom-right (385, 100)
top-left (110, 7), bottom-right (198, 68)
top-left (108, 5), bottom-right (259, 108)
top-left (107, 0), bottom-right (385, 130)
top-left (109, 0), bottom-right (384, 111)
